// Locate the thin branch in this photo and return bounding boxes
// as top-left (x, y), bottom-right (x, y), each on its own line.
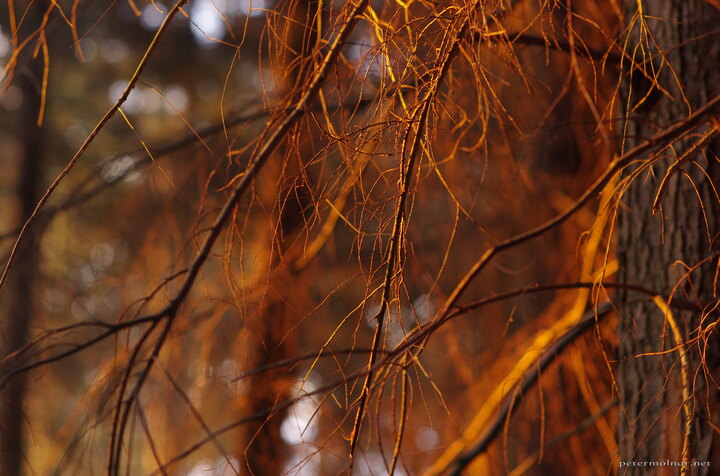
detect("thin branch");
top-left (0, 0), bottom-right (191, 292)
top-left (446, 303), bottom-right (614, 475)
top-left (0, 98), bottom-right (375, 244)
top-left (1, 280), bottom-right (694, 393)
top-left (349, 10), bottom-right (471, 462)
top-left (652, 296), bottom-right (692, 475)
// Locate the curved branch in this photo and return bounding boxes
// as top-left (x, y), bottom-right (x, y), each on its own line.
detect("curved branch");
top-left (417, 92), bottom-right (720, 359)
top-left (446, 303), bottom-right (613, 475)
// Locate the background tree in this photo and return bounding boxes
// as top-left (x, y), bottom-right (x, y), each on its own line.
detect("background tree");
top-left (0, 1), bottom-right (718, 475)
top-left (0, 0), bottom-right (46, 473)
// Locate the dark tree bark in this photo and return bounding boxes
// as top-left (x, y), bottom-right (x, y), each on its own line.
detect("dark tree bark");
top-left (617, 1), bottom-right (720, 473)
top-left (0, 10), bottom-right (45, 476)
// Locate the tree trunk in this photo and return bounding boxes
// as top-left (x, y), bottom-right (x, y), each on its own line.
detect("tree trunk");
top-left (242, 2), bottom-right (318, 474)
top-left (0, 8), bottom-right (45, 474)
top-left (617, 1), bottom-right (720, 473)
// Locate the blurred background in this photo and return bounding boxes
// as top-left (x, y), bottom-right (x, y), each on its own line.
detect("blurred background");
top-left (1, 0), bottom-right (716, 475)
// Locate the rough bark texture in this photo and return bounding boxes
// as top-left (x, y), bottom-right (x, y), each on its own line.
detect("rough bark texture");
top-left (617, 1), bottom-right (720, 473)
